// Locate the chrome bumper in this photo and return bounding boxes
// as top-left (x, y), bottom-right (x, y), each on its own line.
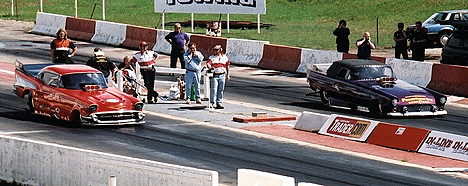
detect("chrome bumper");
top-left (387, 110), bottom-right (447, 116)
top-left (81, 110), bottom-right (145, 125)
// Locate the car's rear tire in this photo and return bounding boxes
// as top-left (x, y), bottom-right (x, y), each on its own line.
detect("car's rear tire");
top-left (319, 91), bottom-right (330, 107)
top-left (438, 31), bottom-right (452, 46)
top-left (25, 91), bottom-right (35, 113)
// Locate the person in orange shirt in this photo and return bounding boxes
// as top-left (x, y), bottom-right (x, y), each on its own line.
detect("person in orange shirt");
top-left (50, 29), bottom-right (77, 64)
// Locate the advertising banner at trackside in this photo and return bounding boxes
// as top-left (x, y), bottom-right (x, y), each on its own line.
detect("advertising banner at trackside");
top-left (418, 131), bottom-right (468, 162)
top-left (318, 114), bottom-right (379, 142)
top-left (154, 0), bottom-right (266, 14)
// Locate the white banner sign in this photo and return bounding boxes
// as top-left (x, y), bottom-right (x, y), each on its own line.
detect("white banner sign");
top-left (418, 131), bottom-right (468, 162)
top-left (318, 114), bottom-right (379, 142)
top-left (154, 0), bottom-right (266, 14)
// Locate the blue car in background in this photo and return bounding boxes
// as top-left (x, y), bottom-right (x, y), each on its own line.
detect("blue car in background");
top-left (407, 10), bottom-right (468, 47)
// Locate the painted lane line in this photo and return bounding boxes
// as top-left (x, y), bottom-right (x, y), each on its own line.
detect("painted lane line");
top-left (0, 69), bottom-right (14, 75)
top-left (0, 130), bottom-right (50, 135)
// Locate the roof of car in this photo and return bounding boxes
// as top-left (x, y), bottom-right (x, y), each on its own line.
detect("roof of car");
top-left (43, 64), bottom-right (101, 75)
top-left (439, 9), bottom-right (468, 13)
top-left (327, 59), bottom-right (387, 77)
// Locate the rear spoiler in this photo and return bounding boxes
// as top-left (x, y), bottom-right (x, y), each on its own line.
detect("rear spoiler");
top-left (15, 59), bottom-right (54, 77)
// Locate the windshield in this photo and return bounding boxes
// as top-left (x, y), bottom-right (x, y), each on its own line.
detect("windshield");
top-left (423, 13), bottom-right (447, 24)
top-left (60, 73), bottom-right (108, 89)
top-left (353, 66), bottom-right (393, 80)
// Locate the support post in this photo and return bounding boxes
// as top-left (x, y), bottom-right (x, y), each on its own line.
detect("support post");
top-left (162, 12), bottom-right (165, 30)
top-left (117, 71), bottom-right (123, 91)
top-left (135, 63), bottom-right (142, 96)
top-left (103, 0), bottom-right (106, 20)
top-left (227, 14), bottom-right (230, 33)
top-left (11, 0), bottom-right (14, 16)
top-left (257, 14), bottom-right (260, 34)
top-left (109, 176), bottom-right (116, 186)
top-left (75, 0), bottom-right (78, 17)
top-left (40, 0), bottom-right (43, 12)
top-left (191, 13), bottom-right (194, 33)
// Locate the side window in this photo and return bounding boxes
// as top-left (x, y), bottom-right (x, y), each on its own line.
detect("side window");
top-left (452, 13), bottom-right (461, 21)
top-left (40, 72), bottom-right (60, 86)
top-left (337, 68), bottom-right (351, 80)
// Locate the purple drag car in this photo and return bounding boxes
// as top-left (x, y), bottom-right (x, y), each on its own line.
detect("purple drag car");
top-left (307, 59), bottom-right (447, 116)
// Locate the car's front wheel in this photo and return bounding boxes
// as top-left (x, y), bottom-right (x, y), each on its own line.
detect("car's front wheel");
top-left (369, 100), bottom-right (384, 117)
top-left (319, 90), bottom-right (330, 107)
top-left (70, 111), bottom-right (84, 127)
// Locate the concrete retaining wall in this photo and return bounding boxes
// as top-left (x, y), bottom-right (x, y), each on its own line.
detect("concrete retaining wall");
top-left (258, 44), bottom-right (302, 73)
top-left (294, 111), bottom-right (330, 132)
top-left (122, 25), bottom-right (157, 50)
top-left (32, 12), bottom-right (68, 36)
top-left (0, 134), bottom-right (218, 186)
top-left (66, 17), bottom-right (96, 41)
top-left (428, 64), bottom-right (468, 97)
top-left (225, 38), bottom-right (269, 66)
top-left (190, 35), bottom-right (227, 60)
top-left (238, 169), bottom-right (295, 186)
top-left (386, 58), bottom-right (433, 87)
top-left (153, 29), bottom-right (172, 54)
top-left (297, 49), bottom-right (342, 73)
top-left (91, 21), bottom-right (127, 46)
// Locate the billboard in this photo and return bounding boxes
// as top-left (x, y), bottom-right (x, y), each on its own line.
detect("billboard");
top-left (318, 114), bottom-right (379, 142)
top-left (418, 131), bottom-right (468, 162)
top-left (154, 0), bottom-right (266, 14)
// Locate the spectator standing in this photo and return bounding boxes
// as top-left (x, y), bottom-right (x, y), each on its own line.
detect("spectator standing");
top-left (333, 20), bottom-right (350, 53)
top-left (165, 23), bottom-right (190, 69)
top-left (207, 44), bottom-right (230, 109)
top-left (356, 32), bottom-right (376, 60)
top-left (50, 28), bottom-right (77, 64)
top-left (123, 41), bottom-right (159, 103)
top-left (86, 48), bottom-right (116, 83)
top-left (183, 43), bottom-right (204, 104)
top-left (409, 21), bottom-right (427, 61)
top-left (393, 22), bottom-right (409, 59)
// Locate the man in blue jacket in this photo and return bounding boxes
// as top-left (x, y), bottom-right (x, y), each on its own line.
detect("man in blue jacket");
top-left (183, 43), bottom-right (204, 104)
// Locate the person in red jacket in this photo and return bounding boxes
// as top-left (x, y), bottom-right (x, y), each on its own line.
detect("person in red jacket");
top-left (50, 29), bottom-right (77, 64)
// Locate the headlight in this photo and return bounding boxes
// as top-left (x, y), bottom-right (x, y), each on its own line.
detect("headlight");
top-left (138, 112), bottom-right (145, 120)
top-left (134, 103), bottom-right (144, 110)
top-left (392, 99), bottom-right (398, 106)
top-left (88, 105), bottom-right (98, 112)
top-left (439, 97), bottom-right (447, 104)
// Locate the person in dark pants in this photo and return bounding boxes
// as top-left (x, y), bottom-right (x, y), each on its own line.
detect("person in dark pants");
top-left (393, 22), bottom-right (409, 59)
top-left (50, 28), bottom-right (77, 64)
top-left (333, 20), bottom-right (350, 53)
top-left (165, 23), bottom-right (190, 69)
top-left (85, 48), bottom-right (116, 83)
top-left (356, 32), bottom-right (376, 60)
top-left (122, 41), bottom-right (159, 103)
top-left (409, 21), bottom-right (427, 61)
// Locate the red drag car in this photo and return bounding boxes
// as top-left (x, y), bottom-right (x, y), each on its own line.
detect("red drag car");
top-left (13, 61), bottom-right (145, 125)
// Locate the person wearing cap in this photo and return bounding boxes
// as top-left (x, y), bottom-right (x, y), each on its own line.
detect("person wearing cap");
top-left (183, 43), bottom-right (204, 104)
top-left (86, 48), bottom-right (116, 83)
top-left (165, 23), bottom-right (190, 69)
top-left (123, 41), bottom-right (159, 103)
top-left (207, 44), bottom-right (230, 109)
top-left (393, 22), bottom-right (409, 59)
top-left (50, 28), bottom-right (77, 64)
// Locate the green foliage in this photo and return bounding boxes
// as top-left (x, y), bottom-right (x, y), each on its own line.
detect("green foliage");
top-left (1, 0), bottom-right (467, 49)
